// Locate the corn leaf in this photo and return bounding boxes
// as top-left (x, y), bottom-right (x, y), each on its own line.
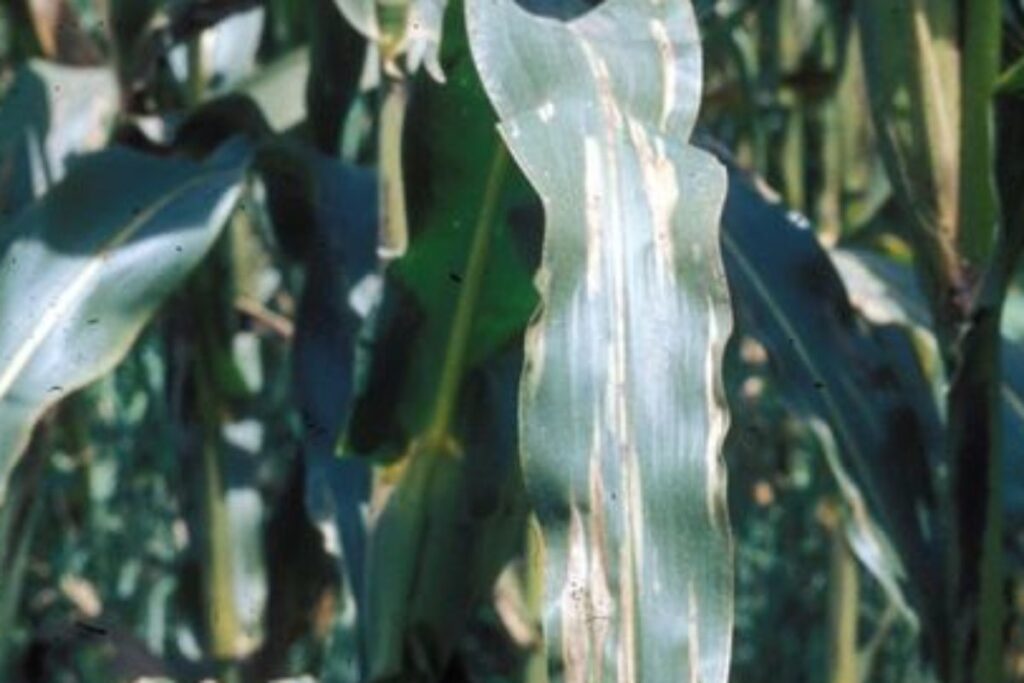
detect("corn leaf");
top-left (0, 60), bottom-right (118, 218)
top-left (259, 141), bottom-right (377, 647)
top-left (354, 3), bottom-right (537, 677)
top-left (469, 0), bottom-right (733, 680)
top-left (719, 172), bottom-right (947, 658)
top-left (831, 246), bottom-right (1024, 558)
top-left (0, 143), bottom-right (248, 503)
top-left (855, 1), bottom-right (967, 303)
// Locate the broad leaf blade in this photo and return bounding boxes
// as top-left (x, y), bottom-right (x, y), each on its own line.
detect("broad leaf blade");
top-left (469, 1), bottom-right (733, 681)
top-left (0, 144), bottom-right (248, 502)
top-left (718, 172), bottom-right (945, 655)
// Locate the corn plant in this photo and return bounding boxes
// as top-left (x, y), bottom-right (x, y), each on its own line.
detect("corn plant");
top-left (1, 0), bottom-right (1024, 682)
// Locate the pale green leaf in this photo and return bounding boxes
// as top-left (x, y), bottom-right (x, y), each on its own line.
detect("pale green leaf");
top-left (0, 143), bottom-right (249, 503)
top-left (469, 0), bottom-right (733, 680)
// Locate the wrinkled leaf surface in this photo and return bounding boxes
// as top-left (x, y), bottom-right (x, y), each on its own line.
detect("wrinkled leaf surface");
top-left (470, 0), bottom-right (734, 680)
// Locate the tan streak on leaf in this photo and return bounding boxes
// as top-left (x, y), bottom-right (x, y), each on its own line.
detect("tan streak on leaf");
top-left (563, 506), bottom-right (590, 683)
top-left (649, 19), bottom-right (675, 131)
top-left (627, 119), bottom-right (678, 286)
top-left (588, 428), bottom-right (614, 679)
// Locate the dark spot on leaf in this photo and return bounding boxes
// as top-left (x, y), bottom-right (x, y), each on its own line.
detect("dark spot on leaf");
top-left (87, 318), bottom-right (99, 325)
top-left (74, 621), bottom-right (107, 637)
top-left (448, 271), bottom-right (463, 284)
top-left (48, 385), bottom-right (62, 393)
top-left (300, 410), bottom-right (329, 440)
top-left (175, 245), bottom-right (183, 252)
top-left (813, 380), bottom-right (824, 390)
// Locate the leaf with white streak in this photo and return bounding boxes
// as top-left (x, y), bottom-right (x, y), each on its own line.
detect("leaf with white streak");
top-left (468, 1), bottom-right (733, 681)
top-left (0, 142), bottom-right (248, 504)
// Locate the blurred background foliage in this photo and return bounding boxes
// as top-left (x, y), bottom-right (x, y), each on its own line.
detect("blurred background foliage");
top-left (0, 0), bottom-right (1023, 682)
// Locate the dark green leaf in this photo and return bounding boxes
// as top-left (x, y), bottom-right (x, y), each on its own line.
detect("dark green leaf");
top-left (353, 1), bottom-right (538, 678)
top-left (720, 169), bottom-right (946, 654)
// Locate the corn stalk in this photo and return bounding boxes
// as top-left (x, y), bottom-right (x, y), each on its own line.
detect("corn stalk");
top-left (857, 1), bottom-right (1014, 680)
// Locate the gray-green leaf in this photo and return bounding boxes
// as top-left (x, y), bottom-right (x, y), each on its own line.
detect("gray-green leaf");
top-left (0, 143), bottom-right (249, 503)
top-left (469, 0), bottom-right (733, 680)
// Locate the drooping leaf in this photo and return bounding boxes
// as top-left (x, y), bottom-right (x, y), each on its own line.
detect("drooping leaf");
top-left (0, 142), bottom-right (249, 504)
top-left (259, 142), bottom-right (377, 457)
top-left (718, 170), bottom-right (946, 658)
top-left (470, 1), bottom-right (733, 681)
top-left (0, 60), bottom-right (118, 219)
